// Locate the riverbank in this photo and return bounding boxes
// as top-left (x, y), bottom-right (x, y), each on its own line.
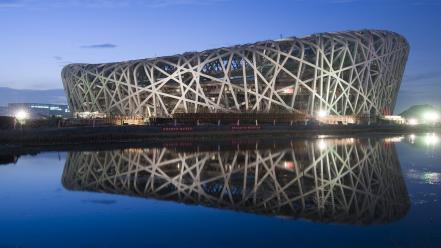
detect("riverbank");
top-left (0, 123), bottom-right (439, 148)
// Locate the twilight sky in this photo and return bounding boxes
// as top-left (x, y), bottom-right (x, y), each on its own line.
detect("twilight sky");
top-left (0, 0), bottom-right (440, 113)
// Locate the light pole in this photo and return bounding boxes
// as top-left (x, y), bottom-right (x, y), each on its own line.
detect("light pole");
top-left (15, 110), bottom-right (29, 126)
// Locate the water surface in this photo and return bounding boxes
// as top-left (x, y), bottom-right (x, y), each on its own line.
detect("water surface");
top-left (1, 134), bottom-right (441, 247)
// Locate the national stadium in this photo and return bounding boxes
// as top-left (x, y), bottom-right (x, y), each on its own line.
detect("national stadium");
top-left (62, 29), bottom-right (409, 125)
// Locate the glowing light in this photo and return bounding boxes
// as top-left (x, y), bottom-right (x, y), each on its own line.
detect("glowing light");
top-left (384, 136), bottom-right (404, 143)
top-left (423, 111), bottom-right (439, 123)
top-left (408, 118), bottom-right (418, 125)
top-left (317, 139), bottom-right (327, 150)
top-left (77, 111), bottom-right (106, 118)
top-left (282, 87), bottom-right (294, 94)
top-left (424, 133), bottom-right (439, 146)
top-left (423, 172), bottom-right (441, 185)
top-left (409, 134), bottom-right (416, 144)
top-left (15, 110), bottom-right (29, 121)
top-left (284, 161), bottom-right (295, 169)
top-left (317, 110), bottom-right (328, 118)
top-left (407, 169), bottom-right (441, 185)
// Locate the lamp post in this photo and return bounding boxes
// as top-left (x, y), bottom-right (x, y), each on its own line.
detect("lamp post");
top-left (316, 110), bottom-right (328, 125)
top-left (15, 110), bottom-right (29, 125)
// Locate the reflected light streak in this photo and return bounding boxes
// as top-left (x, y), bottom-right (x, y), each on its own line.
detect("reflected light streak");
top-left (424, 172), bottom-right (441, 185)
top-left (384, 136), bottom-right (404, 143)
top-left (424, 133), bottom-right (439, 146)
top-left (317, 139), bottom-right (327, 150)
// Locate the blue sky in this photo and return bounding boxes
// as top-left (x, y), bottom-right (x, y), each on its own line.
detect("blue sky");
top-left (0, 0), bottom-right (440, 112)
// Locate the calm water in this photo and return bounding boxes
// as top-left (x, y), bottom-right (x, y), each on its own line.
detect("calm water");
top-left (1, 134), bottom-right (441, 247)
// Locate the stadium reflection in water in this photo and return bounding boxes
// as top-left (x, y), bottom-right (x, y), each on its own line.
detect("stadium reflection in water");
top-left (62, 137), bottom-right (410, 225)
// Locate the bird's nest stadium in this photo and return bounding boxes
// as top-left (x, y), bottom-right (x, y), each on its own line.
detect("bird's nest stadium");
top-left (62, 29), bottom-right (409, 124)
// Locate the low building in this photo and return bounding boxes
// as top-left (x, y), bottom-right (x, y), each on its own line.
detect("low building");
top-left (8, 103), bottom-right (71, 119)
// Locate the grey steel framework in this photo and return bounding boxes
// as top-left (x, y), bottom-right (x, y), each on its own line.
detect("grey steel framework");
top-left (63, 138), bottom-right (409, 224)
top-left (62, 30), bottom-right (409, 118)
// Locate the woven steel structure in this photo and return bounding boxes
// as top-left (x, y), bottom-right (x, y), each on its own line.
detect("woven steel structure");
top-left (62, 30), bottom-right (409, 118)
top-left (62, 137), bottom-right (409, 224)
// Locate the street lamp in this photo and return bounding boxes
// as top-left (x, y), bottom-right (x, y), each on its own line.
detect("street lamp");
top-left (317, 110), bottom-right (328, 118)
top-left (15, 110), bottom-right (29, 125)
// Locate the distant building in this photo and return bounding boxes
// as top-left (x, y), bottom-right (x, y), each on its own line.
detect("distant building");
top-left (8, 103), bottom-right (71, 119)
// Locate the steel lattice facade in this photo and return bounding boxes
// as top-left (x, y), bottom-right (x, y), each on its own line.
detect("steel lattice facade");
top-left (62, 30), bottom-right (409, 118)
top-left (62, 137), bottom-right (409, 224)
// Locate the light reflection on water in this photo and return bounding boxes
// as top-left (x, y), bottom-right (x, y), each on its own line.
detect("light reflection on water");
top-left (407, 169), bottom-right (441, 185)
top-left (0, 133), bottom-right (440, 247)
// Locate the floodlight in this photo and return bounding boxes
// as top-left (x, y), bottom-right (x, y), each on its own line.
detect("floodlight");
top-left (423, 111), bottom-right (439, 123)
top-left (317, 110), bottom-right (328, 118)
top-left (15, 110), bottom-right (29, 121)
